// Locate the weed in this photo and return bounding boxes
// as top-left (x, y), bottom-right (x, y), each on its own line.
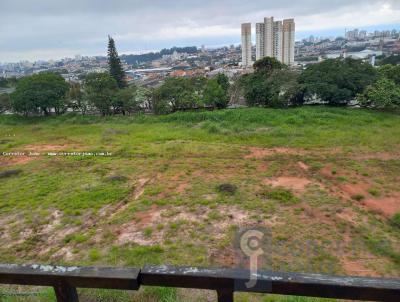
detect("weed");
top-left (218, 183), bottom-right (237, 195)
top-left (391, 213), bottom-right (400, 228)
top-left (88, 248), bottom-right (101, 262)
top-left (0, 169), bottom-right (22, 179)
top-left (261, 188), bottom-right (300, 204)
top-left (368, 188), bottom-right (381, 197)
top-left (351, 194), bottom-right (365, 201)
top-left (143, 227), bottom-right (153, 238)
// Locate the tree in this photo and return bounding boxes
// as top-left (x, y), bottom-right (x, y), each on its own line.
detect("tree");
top-left (240, 57), bottom-right (301, 108)
top-left (84, 73), bottom-right (118, 115)
top-left (265, 70), bottom-right (304, 107)
top-left (300, 58), bottom-right (377, 105)
top-left (358, 78), bottom-right (400, 109)
top-left (240, 72), bottom-right (269, 107)
top-left (378, 64), bottom-right (400, 85)
top-left (67, 83), bottom-right (87, 114)
top-left (378, 54), bottom-right (400, 66)
top-left (108, 36), bottom-right (126, 88)
top-left (0, 78), bottom-right (7, 88)
top-left (0, 94), bottom-right (11, 113)
top-left (155, 77), bottom-right (198, 112)
top-left (253, 56), bottom-right (285, 74)
top-left (10, 73), bottom-right (69, 116)
top-left (216, 73), bottom-right (230, 93)
top-left (112, 87), bottom-right (140, 115)
top-left (204, 79), bottom-right (229, 109)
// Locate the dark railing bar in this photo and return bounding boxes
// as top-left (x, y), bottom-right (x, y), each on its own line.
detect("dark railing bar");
top-left (141, 265), bottom-right (400, 302)
top-left (0, 264), bottom-right (400, 302)
top-left (0, 264), bottom-right (140, 290)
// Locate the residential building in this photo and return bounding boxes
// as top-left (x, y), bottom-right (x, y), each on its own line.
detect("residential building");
top-left (255, 16), bottom-right (295, 66)
top-left (256, 23), bottom-right (265, 61)
top-left (241, 23), bottom-right (252, 67)
top-left (282, 19), bottom-right (295, 66)
top-left (264, 17), bottom-right (274, 57)
top-left (274, 21), bottom-right (283, 61)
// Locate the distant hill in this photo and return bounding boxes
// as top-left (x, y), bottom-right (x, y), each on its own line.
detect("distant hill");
top-left (121, 46), bottom-right (198, 66)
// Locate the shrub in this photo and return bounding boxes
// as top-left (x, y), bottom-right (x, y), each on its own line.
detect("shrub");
top-left (88, 248), bottom-right (101, 261)
top-left (351, 194), bottom-right (365, 201)
top-left (261, 187), bottom-right (299, 204)
top-left (0, 169), bottom-right (22, 179)
top-left (218, 183), bottom-right (237, 195)
top-left (391, 213), bottom-right (400, 228)
top-left (106, 175), bottom-right (128, 182)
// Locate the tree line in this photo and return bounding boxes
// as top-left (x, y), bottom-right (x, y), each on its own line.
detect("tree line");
top-left (1, 40), bottom-right (399, 115)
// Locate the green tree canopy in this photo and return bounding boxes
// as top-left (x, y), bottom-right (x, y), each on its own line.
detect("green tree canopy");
top-left (215, 73), bottom-right (230, 92)
top-left (240, 57), bottom-right (300, 108)
top-left (108, 36), bottom-right (126, 88)
top-left (10, 72), bottom-right (69, 115)
top-left (154, 77), bottom-right (199, 112)
top-left (253, 56), bottom-right (285, 74)
top-left (67, 82), bottom-right (85, 113)
top-left (0, 94), bottom-right (11, 113)
top-left (112, 87), bottom-right (140, 115)
top-left (204, 79), bottom-right (229, 109)
top-left (300, 58), bottom-right (378, 105)
top-left (84, 73), bottom-right (118, 115)
top-left (358, 78), bottom-right (400, 109)
top-left (378, 64), bottom-right (400, 85)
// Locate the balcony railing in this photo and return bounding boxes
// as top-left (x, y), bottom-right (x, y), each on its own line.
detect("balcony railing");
top-left (0, 263), bottom-right (399, 301)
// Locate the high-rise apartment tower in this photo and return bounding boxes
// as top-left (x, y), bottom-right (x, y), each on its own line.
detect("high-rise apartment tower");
top-left (241, 23), bottom-right (252, 67)
top-left (255, 17), bottom-right (295, 66)
top-left (282, 19), bottom-right (295, 66)
top-left (256, 23), bottom-right (265, 61)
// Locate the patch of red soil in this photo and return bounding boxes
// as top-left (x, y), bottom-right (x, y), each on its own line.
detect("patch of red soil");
top-left (341, 257), bottom-right (379, 277)
top-left (135, 205), bottom-right (159, 226)
top-left (363, 196), bottom-right (400, 217)
top-left (244, 147), bottom-right (307, 159)
top-left (22, 144), bottom-right (68, 152)
top-left (170, 171), bottom-right (185, 181)
top-left (297, 161), bottom-right (309, 171)
top-left (257, 162), bottom-right (269, 172)
top-left (336, 208), bottom-right (359, 225)
top-left (209, 248), bottom-right (238, 267)
top-left (339, 182), bottom-right (370, 198)
top-left (298, 203), bottom-right (335, 226)
top-left (133, 178), bottom-right (150, 200)
top-left (263, 177), bottom-right (312, 192)
top-left (320, 165), bottom-right (336, 179)
top-left (0, 156), bottom-right (35, 166)
top-left (176, 182), bottom-right (190, 194)
top-left (355, 152), bottom-right (400, 161)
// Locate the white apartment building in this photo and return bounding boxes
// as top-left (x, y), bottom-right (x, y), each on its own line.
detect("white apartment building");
top-left (264, 17), bottom-right (274, 58)
top-left (256, 23), bottom-right (265, 61)
top-left (274, 21), bottom-right (283, 62)
top-left (241, 23), bottom-right (252, 67)
top-left (254, 16), bottom-right (295, 66)
top-left (282, 19), bottom-right (295, 66)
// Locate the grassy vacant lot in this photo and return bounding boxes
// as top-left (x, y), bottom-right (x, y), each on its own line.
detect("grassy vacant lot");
top-left (0, 107), bottom-right (400, 301)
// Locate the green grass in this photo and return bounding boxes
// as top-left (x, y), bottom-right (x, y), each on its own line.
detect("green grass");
top-left (1, 107), bottom-right (400, 150)
top-left (392, 213), bottom-right (400, 228)
top-left (1, 107), bottom-right (400, 301)
top-left (261, 188), bottom-right (300, 204)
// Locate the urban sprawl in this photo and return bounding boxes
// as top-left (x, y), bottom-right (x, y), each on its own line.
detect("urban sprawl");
top-left (1, 18), bottom-right (399, 93)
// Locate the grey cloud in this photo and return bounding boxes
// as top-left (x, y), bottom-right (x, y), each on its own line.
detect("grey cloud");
top-left (0, 0), bottom-right (399, 61)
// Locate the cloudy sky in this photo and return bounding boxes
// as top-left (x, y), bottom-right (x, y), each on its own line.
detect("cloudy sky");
top-left (1, 0), bottom-right (399, 62)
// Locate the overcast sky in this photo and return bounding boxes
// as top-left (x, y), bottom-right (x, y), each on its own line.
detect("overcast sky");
top-left (1, 0), bottom-right (399, 62)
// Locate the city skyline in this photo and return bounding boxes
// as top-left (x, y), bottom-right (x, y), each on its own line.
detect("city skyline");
top-left (1, 0), bottom-right (400, 62)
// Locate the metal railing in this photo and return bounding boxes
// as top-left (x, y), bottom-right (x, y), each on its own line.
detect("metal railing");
top-left (0, 263), bottom-right (399, 302)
